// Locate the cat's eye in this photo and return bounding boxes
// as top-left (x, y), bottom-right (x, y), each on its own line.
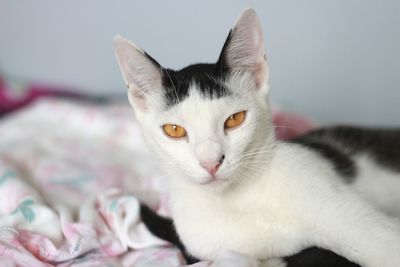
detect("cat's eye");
top-left (224, 111), bottom-right (246, 129)
top-left (163, 124), bottom-right (187, 139)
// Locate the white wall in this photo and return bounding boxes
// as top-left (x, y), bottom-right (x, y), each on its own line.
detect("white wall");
top-left (1, 0), bottom-right (399, 126)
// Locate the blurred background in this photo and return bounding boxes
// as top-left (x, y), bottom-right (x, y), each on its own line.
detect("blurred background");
top-left (1, 0), bottom-right (399, 126)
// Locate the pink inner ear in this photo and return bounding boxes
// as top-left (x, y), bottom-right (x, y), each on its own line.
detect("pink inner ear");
top-left (133, 93), bottom-right (148, 112)
top-left (128, 86), bottom-right (148, 112)
top-left (226, 10), bottom-right (269, 91)
top-left (254, 61), bottom-right (268, 90)
top-left (246, 21), bottom-right (268, 90)
top-left (115, 36), bottom-right (163, 112)
top-left (115, 43), bottom-right (141, 85)
top-left (115, 40), bottom-right (142, 95)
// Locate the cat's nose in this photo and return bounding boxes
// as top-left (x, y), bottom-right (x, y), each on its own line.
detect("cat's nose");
top-left (200, 155), bottom-right (225, 175)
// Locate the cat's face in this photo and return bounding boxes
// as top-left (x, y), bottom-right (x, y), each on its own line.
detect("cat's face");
top-left (114, 9), bottom-right (273, 190)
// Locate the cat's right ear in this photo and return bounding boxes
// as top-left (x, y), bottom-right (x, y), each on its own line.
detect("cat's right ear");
top-left (218, 9), bottom-right (269, 93)
top-left (114, 35), bottom-right (163, 112)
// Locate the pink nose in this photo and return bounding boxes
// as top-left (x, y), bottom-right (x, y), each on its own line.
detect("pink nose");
top-left (199, 155), bottom-right (225, 175)
top-left (200, 161), bottom-right (221, 175)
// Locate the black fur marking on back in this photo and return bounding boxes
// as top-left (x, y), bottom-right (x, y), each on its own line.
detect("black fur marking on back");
top-left (140, 203), bottom-right (361, 267)
top-left (289, 135), bottom-right (358, 182)
top-left (299, 126), bottom-right (400, 173)
top-left (161, 63), bottom-right (230, 107)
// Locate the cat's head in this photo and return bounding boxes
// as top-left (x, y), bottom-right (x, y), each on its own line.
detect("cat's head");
top-left (114, 9), bottom-right (275, 191)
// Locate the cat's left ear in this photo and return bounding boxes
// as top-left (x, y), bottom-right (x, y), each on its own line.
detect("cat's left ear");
top-left (114, 35), bottom-right (163, 112)
top-left (219, 9), bottom-right (269, 92)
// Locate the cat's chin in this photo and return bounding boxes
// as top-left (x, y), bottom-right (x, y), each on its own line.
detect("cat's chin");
top-left (194, 175), bottom-right (234, 191)
top-left (199, 177), bottom-right (229, 185)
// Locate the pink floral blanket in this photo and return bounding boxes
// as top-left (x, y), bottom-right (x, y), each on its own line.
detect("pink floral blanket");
top-left (0, 99), bottom-right (314, 266)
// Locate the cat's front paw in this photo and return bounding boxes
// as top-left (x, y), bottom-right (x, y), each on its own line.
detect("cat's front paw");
top-left (203, 250), bottom-right (286, 267)
top-left (210, 250), bottom-right (259, 267)
top-left (260, 258), bottom-right (286, 267)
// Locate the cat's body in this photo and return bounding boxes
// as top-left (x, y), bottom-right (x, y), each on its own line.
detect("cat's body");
top-left (293, 127), bottom-right (400, 218)
top-left (171, 126), bottom-right (400, 266)
top-left (114, 9), bottom-right (400, 267)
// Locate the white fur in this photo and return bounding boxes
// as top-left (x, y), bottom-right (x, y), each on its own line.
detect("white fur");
top-left (351, 155), bottom-right (400, 218)
top-left (114, 8), bottom-right (400, 267)
top-left (170, 140), bottom-right (400, 267)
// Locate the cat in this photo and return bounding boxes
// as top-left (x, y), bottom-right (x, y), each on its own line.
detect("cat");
top-left (114, 8), bottom-right (400, 267)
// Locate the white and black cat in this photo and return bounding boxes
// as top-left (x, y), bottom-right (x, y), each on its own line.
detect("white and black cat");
top-left (114, 9), bottom-right (400, 267)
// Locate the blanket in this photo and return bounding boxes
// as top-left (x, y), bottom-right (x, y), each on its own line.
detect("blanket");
top-left (0, 98), bottom-right (314, 266)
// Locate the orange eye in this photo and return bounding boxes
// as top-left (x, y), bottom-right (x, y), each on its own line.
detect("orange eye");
top-left (162, 124), bottom-right (187, 139)
top-left (224, 111), bottom-right (246, 129)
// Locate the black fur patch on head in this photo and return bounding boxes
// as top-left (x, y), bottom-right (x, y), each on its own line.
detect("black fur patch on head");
top-left (157, 30), bottom-right (234, 108)
top-left (161, 63), bottom-right (230, 108)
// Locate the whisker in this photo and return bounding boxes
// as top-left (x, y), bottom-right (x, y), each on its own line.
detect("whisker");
top-left (164, 69), bottom-right (180, 105)
top-left (241, 151), bottom-right (272, 157)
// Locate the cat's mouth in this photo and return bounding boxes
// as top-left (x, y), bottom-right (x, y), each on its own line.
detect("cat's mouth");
top-left (198, 174), bottom-right (230, 186)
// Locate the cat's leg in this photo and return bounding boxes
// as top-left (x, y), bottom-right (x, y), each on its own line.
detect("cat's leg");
top-left (140, 203), bottom-right (362, 266)
top-left (140, 204), bottom-right (200, 264)
top-left (210, 250), bottom-right (285, 267)
top-left (283, 247), bottom-right (360, 267)
top-left (210, 250), bottom-right (260, 267)
top-left (308, 191), bottom-right (400, 267)
top-left (260, 258), bottom-right (286, 267)
top-left (209, 249), bottom-right (361, 267)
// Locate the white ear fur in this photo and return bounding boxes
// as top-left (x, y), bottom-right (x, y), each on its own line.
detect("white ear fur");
top-left (225, 9), bottom-right (269, 91)
top-left (114, 35), bottom-right (162, 111)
